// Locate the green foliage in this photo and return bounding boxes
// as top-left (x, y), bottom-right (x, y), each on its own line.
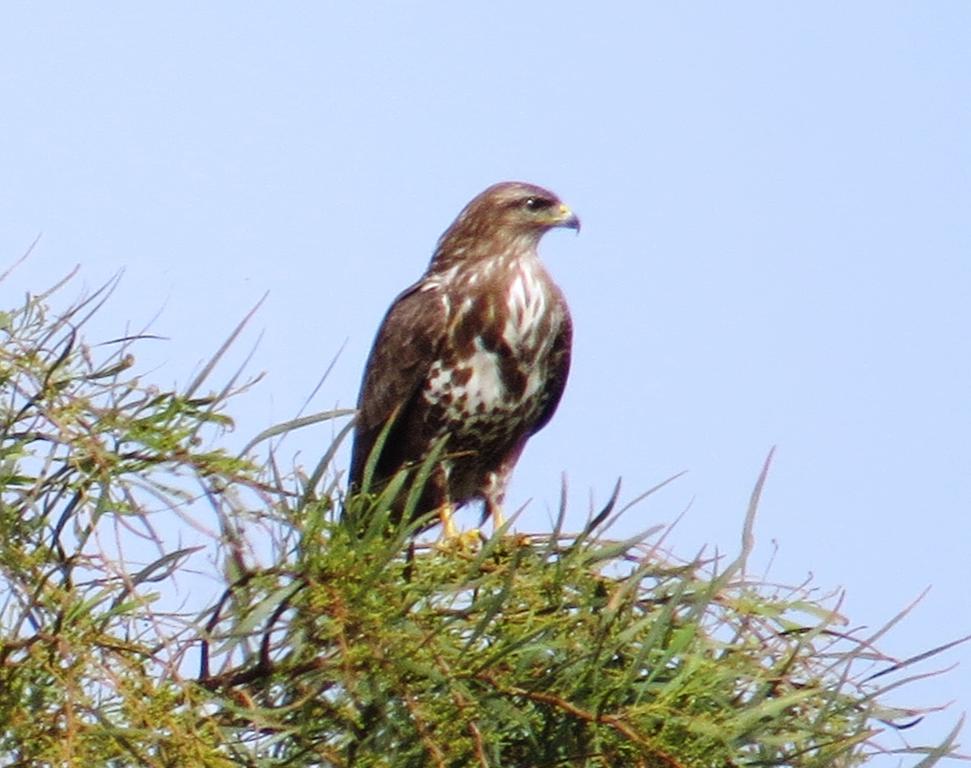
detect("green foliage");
top-left (0, 275), bottom-right (965, 767)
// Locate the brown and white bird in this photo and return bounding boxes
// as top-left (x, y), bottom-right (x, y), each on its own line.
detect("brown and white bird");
top-left (348, 181), bottom-right (578, 536)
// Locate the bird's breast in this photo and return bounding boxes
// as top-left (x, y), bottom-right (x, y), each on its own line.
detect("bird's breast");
top-left (421, 261), bottom-right (561, 443)
top-left (502, 262), bottom-right (549, 349)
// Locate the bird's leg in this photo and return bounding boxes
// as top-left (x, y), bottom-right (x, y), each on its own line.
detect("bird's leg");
top-left (483, 469), bottom-right (511, 534)
top-left (483, 443), bottom-right (526, 535)
top-left (432, 462), bottom-right (465, 543)
top-left (486, 497), bottom-right (505, 530)
top-left (438, 501), bottom-right (458, 539)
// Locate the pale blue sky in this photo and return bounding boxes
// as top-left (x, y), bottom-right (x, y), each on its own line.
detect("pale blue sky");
top-left (2, 4), bottom-right (969, 763)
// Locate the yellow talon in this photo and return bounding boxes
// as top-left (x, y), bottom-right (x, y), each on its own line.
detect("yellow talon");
top-left (434, 502), bottom-right (483, 551)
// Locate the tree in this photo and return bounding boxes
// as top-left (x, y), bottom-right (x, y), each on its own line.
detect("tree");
top-left (0, 274), bottom-right (964, 767)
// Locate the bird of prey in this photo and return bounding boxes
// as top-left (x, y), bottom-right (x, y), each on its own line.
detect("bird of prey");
top-left (348, 181), bottom-right (578, 537)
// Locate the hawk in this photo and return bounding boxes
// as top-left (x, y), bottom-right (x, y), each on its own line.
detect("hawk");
top-left (348, 181), bottom-right (578, 536)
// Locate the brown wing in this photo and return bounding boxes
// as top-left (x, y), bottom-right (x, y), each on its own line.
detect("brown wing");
top-left (348, 280), bottom-right (448, 490)
top-left (531, 288), bottom-right (572, 435)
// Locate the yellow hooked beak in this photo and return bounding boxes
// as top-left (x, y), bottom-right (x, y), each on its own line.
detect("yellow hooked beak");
top-left (551, 202), bottom-right (581, 232)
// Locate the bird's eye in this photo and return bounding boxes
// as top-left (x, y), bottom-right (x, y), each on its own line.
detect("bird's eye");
top-left (523, 196), bottom-right (553, 212)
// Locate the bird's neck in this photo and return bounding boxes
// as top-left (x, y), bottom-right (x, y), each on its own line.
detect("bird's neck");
top-left (429, 229), bottom-right (542, 276)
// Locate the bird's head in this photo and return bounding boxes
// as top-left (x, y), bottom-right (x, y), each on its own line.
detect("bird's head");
top-left (474, 181), bottom-right (581, 236)
top-left (432, 181), bottom-right (579, 270)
